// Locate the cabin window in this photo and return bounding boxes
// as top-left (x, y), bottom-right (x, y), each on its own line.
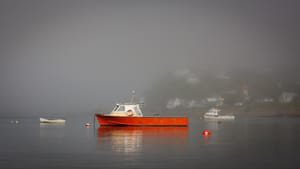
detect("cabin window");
top-left (117, 105), bottom-right (125, 111)
top-left (113, 105), bottom-right (119, 111)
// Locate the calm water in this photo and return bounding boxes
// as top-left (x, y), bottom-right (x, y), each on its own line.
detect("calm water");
top-left (1, 115), bottom-right (300, 169)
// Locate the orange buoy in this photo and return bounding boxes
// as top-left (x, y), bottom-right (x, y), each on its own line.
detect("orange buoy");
top-left (202, 129), bottom-right (211, 136)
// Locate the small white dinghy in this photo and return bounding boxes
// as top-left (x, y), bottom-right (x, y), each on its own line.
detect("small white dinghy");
top-left (204, 108), bottom-right (235, 120)
top-left (40, 118), bottom-right (66, 123)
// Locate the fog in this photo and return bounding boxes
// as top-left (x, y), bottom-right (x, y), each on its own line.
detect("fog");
top-left (0, 0), bottom-right (299, 115)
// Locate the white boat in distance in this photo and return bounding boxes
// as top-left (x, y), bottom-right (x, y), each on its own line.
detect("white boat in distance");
top-left (40, 118), bottom-right (66, 123)
top-left (204, 108), bottom-right (235, 120)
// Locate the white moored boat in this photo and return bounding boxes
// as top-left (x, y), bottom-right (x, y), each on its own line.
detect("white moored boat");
top-left (40, 118), bottom-right (66, 123)
top-left (204, 108), bottom-right (235, 120)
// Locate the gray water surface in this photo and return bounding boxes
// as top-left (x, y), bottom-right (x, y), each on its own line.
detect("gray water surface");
top-left (1, 116), bottom-right (300, 169)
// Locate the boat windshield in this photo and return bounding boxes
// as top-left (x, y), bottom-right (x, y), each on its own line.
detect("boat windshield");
top-left (113, 105), bottom-right (127, 111)
top-left (117, 105), bottom-right (125, 111)
top-left (113, 105), bottom-right (119, 111)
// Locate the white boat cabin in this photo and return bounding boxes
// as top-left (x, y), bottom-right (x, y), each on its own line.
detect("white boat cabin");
top-left (109, 103), bottom-right (143, 117)
top-left (204, 108), bottom-right (235, 120)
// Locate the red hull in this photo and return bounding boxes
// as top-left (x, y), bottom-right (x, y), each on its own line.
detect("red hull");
top-left (95, 114), bottom-right (188, 126)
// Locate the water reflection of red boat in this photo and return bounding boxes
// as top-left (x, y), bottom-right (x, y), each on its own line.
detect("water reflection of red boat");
top-left (97, 126), bottom-right (188, 153)
top-left (98, 126), bottom-right (188, 137)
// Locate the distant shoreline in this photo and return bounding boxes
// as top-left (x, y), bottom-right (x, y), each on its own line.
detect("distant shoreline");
top-left (187, 102), bottom-right (300, 118)
top-left (221, 103), bottom-right (300, 117)
top-left (1, 103), bottom-right (300, 118)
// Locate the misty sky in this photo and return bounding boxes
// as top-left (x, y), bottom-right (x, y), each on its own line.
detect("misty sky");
top-left (0, 0), bottom-right (299, 114)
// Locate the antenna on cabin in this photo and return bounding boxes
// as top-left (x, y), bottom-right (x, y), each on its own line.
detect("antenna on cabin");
top-left (130, 90), bottom-right (136, 103)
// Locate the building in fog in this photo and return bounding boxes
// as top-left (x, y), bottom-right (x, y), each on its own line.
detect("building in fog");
top-left (279, 92), bottom-right (297, 103)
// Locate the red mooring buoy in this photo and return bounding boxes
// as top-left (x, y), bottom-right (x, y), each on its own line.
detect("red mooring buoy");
top-left (202, 129), bottom-right (211, 136)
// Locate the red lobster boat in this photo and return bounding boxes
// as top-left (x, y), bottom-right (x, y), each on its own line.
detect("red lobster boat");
top-left (95, 102), bottom-right (188, 126)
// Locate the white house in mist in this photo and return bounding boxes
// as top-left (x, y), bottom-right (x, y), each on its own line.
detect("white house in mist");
top-left (279, 92), bottom-right (297, 103)
top-left (166, 98), bottom-right (204, 109)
